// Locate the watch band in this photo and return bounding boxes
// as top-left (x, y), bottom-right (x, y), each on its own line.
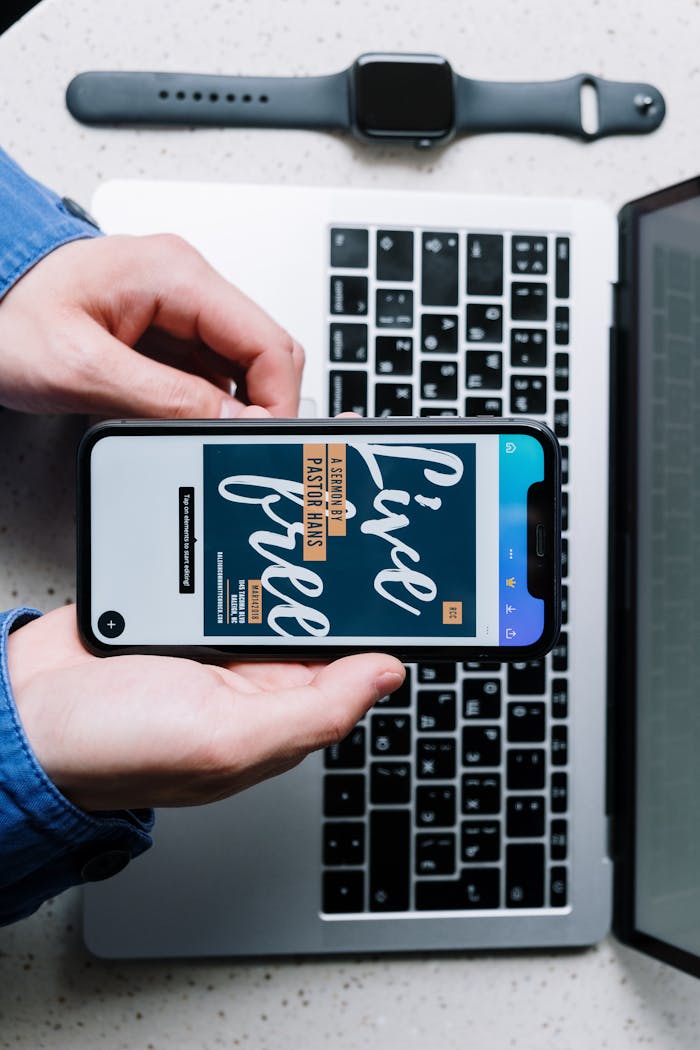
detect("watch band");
top-left (66, 71), bottom-right (350, 129)
top-left (454, 73), bottom-right (665, 140)
top-left (66, 63), bottom-right (664, 142)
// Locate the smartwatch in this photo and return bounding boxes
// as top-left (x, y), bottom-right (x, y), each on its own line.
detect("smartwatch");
top-left (66, 52), bottom-right (665, 148)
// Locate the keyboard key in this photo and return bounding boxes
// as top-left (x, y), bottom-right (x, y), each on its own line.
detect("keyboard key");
top-left (463, 677), bottom-right (501, 719)
top-left (375, 382), bottom-right (414, 416)
top-left (376, 667), bottom-right (412, 707)
top-left (330, 227), bottom-right (369, 268)
top-left (551, 772), bottom-right (569, 813)
top-left (421, 407), bottom-right (459, 417)
top-left (507, 702), bottom-right (546, 743)
top-left (418, 690), bottom-right (457, 732)
top-left (421, 360), bottom-right (458, 401)
top-left (507, 796), bottom-right (545, 837)
top-left (554, 352), bottom-right (570, 391)
top-left (471, 350), bottom-right (508, 394)
top-left (467, 234), bottom-right (503, 296)
top-left (560, 445), bottom-right (569, 485)
top-left (376, 335), bottom-right (413, 375)
top-left (462, 773), bottom-right (501, 815)
top-left (461, 820), bottom-right (501, 862)
top-left (466, 303), bottom-right (503, 343)
top-left (417, 738), bottom-right (456, 779)
top-left (323, 822), bottom-right (365, 866)
top-left (415, 869), bottom-right (500, 910)
top-left (511, 375), bottom-right (547, 415)
top-left (555, 237), bottom-right (570, 298)
top-left (466, 349), bottom-right (502, 390)
top-left (552, 633), bottom-right (568, 672)
top-left (369, 810), bottom-right (410, 911)
top-left (330, 323), bottom-right (368, 363)
top-left (376, 288), bottom-right (413, 327)
top-left (551, 679), bottom-right (568, 719)
top-left (550, 866), bottom-right (568, 907)
top-left (511, 235), bottom-right (548, 276)
top-left (323, 870), bottom-right (364, 912)
top-left (371, 761), bottom-right (411, 804)
top-left (416, 785), bottom-right (456, 827)
top-left (421, 313), bottom-right (458, 353)
top-left (462, 726), bottom-right (501, 767)
top-left (561, 492), bottom-right (569, 532)
top-left (506, 843), bottom-right (545, 907)
top-left (372, 714), bottom-right (412, 756)
top-left (465, 396), bottom-right (503, 416)
top-left (551, 726), bottom-right (568, 766)
top-left (507, 749), bottom-right (546, 790)
top-left (554, 400), bottom-right (569, 438)
top-left (325, 726), bottom-right (366, 769)
top-left (511, 281), bottom-right (547, 322)
top-left (561, 537), bottom-right (569, 577)
top-left (421, 231), bottom-right (459, 306)
top-left (418, 661), bottom-right (457, 684)
top-left (324, 774), bottom-right (366, 817)
top-left (329, 370), bottom-right (367, 416)
top-left (463, 661), bottom-right (501, 672)
top-left (416, 833), bottom-right (456, 875)
top-left (330, 275), bottom-right (368, 315)
top-left (511, 328), bottom-right (547, 367)
top-left (507, 660), bottom-right (545, 695)
top-left (554, 305), bottom-right (570, 344)
top-left (551, 819), bottom-right (568, 860)
top-left (376, 229), bottom-right (414, 281)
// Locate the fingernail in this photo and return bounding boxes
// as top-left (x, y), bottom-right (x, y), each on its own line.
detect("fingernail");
top-left (219, 399), bottom-right (241, 419)
top-left (374, 669), bottom-right (405, 701)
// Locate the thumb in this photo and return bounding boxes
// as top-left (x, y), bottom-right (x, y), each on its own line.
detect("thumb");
top-left (239, 654), bottom-right (406, 762)
top-left (75, 322), bottom-right (243, 419)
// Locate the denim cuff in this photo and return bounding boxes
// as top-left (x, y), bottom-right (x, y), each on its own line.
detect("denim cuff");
top-left (0, 607), bottom-right (154, 925)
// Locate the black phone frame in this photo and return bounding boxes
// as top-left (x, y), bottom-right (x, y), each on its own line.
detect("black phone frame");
top-left (77, 416), bottom-right (561, 663)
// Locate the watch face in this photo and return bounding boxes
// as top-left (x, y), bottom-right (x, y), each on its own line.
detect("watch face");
top-left (353, 54), bottom-right (454, 141)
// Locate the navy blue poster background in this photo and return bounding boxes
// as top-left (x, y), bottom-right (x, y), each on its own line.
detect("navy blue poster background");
top-left (203, 441), bottom-right (476, 638)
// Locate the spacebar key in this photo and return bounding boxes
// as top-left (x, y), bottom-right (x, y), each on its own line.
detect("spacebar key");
top-left (415, 869), bottom-right (500, 910)
top-left (369, 810), bottom-right (410, 911)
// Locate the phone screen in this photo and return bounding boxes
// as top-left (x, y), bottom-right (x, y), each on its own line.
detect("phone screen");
top-left (85, 423), bottom-right (556, 654)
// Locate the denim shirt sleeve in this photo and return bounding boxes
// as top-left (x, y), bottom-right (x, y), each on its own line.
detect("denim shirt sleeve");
top-left (0, 147), bottom-right (102, 300)
top-left (0, 608), bottom-right (154, 925)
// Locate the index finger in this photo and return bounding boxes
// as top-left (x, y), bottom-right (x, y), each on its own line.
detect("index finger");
top-left (125, 236), bottom-right (305, 416)
top-left (195, 281), bottom-right (305, 416)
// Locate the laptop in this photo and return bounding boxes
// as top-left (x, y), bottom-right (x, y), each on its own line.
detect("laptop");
top-left (81, 175), bottom-right (700, 977)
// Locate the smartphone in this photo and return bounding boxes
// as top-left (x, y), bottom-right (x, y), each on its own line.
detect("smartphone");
top-left (77, 417), bottom-right (561, 661)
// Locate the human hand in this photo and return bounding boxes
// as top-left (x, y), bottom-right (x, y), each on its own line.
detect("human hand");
top-left (7, 605), bottom-right (405, 812)
top-left (0, 234), bottom-right (304, 417)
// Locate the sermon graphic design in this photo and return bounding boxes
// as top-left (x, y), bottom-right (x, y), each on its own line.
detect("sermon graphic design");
top-left (203, 441), bottom-right (476, 638)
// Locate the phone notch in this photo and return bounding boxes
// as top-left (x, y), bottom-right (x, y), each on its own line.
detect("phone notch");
top-left (526, 480), bottom-right (558, 600)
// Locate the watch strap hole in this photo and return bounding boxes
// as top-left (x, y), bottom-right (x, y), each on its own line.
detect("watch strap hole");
top-left (155, 88), bottom-right (272, 106)
top-left (579, 79), bottom-right (600, 137)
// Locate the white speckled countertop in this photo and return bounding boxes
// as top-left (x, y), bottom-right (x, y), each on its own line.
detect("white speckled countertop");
top-left (2, 0), bottom-right (700, 1046)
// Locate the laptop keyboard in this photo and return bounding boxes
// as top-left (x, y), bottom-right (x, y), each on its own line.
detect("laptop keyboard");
top-left (322, 224), bottom-right (570, 914)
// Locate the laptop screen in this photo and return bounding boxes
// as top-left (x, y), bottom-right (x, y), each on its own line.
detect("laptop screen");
top-left (618, 179), bottom-right (700, 973)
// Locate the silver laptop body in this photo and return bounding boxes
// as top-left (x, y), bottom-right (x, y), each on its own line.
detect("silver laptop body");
top-left (83, 182), bottom-right (614, 956)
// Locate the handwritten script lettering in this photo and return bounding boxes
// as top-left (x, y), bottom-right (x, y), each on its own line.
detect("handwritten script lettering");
top-left (218, 474), bottom-right (355, 636)
top-left (218, 444), bottom-right (464, 635)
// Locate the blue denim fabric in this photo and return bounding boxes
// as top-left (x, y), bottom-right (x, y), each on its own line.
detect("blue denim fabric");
top-left (0, 608), bottom-right (154, 925)
top-left (0, 151), bottom-right (154, 922)
top-left (0, 146), bottom-right (101, 300)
